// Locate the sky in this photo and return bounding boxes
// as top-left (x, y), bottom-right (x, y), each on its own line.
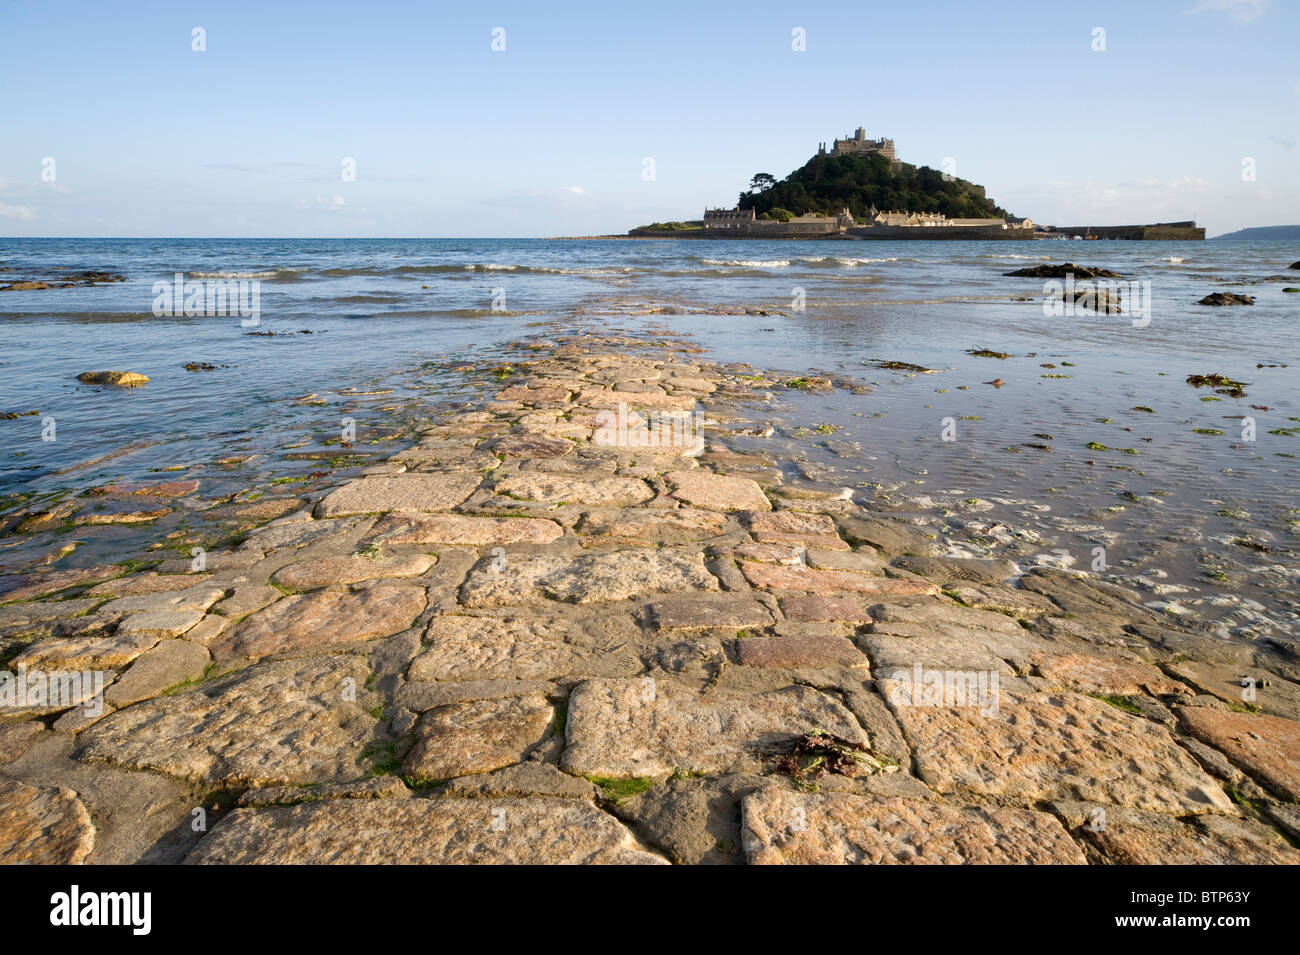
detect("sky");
top-left (1, 0), bottom-right (1296, 238)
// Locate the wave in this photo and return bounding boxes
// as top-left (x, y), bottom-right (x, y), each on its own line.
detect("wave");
top-left (1163, 256), bottom-right (1186, 264)
top-left (315, 264), bottom-right (635, 277)
top-left (700, 259), bottom-right (792, 268)
top-left (798, 256), bottom-right (900, 267)
top-left (186, 268), bottom-right (309, 280)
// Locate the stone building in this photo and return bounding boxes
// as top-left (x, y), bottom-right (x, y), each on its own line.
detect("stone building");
top-left (702, 207), bottom-right (757, 231)
top-left (819, 128), bottom-right (897, 160)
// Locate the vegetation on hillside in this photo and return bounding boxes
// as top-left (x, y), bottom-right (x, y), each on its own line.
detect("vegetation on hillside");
top-left (738, 152), bottom-right (1009, 220)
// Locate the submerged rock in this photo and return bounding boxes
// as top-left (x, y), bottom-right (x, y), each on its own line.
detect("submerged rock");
top-left (76, 370), bottom-right (149, 387)
top-left (1197, 292), bottom-right (1254, 306)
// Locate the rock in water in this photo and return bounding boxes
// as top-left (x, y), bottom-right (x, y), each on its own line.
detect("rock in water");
top-left (1196, 292), bottom-right (1254, 306)
top-left (77, 370), bottom-right (150, 386)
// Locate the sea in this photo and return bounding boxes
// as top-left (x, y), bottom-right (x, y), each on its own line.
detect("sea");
top-left (1, 237), bottom-right (1297, 639)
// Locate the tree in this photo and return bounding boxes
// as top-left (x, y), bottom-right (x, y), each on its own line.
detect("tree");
top-left (748, 173), bottom-right (777, 194)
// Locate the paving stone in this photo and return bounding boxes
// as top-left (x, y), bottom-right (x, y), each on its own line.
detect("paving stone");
top-left (1031, 652), bottom-right (1189, 697)
top-left (1063, 804), bottom-right (1300, 864)
top-left (779, 595), bottom-right (874, 624)
top-left (576, 507), bottom-right (726, 541)
top-left (740, 562), bottom-right (939, 597)
top-left (410, 613), bottom-right (640, 681)
top-left (86, 573), bottom-right (203, 598)
top-left (238, 776), bottom-right (410, 807)
top-left (804, 548), bottom-right (882, 572)
top-left (835, 514), bottom-right (939, 556)
top-left (402, 695), bottom-right (554, 781)
top-left (0, 721), bottom-right (45, 761)
top-left (488, 434), bottom-right (574, 458)
top-left (741, 510), bottom-right (846, 549)
top-left (741, 791), bottom-right (1086, 865)
top-left (945, 583), bottom-right (1059, 616)
top-left (0, 780), bottom-right (95, 864)
top-left (14, 630), bottom-right (159, 670)
top-left (271, 553), bottom-right (435, 590)
top-left (186, 796), bottom-right (666, 864)
top-left (79, 655), bottom-right (381, 786)
top-left (562, 677), bottom-right (867, 777)
top-left (212, 584), bottom-right (426, 662)
top-left (116, 609), bottom-right (206, 639)
top-left (211, 584), bottom-right (281, 618)
top-left (664, 470), bottom-right (770, 512)
top-left (361, 512), bottom-right (563, 546)
top-left (494, 473), bottom-right (653, 506)
top-left (1166, 659), bottom-right (1300, 721)
top-left (104, 639), bottom-right (211, 707)
top-left (102, 585), bottom-right (226, 614)
top-left (643, 593), bottom-right (775, 630)
top-left (736, 634), bottom-right (867, 669)
top-left (460, 549), bottom-right (718, 607)
top-left (314, 473), bottom-right (481, 517)
top-left (881, 682), bottom-right (1235, 814)
top-left (1177, 707), bottom-right (1300, 801)
top-left (892, 555), bottom-right (1019, 583)
top-left (396, 679), bottom-right (555, 713)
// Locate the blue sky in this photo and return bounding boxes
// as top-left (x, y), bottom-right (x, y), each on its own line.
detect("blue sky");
top-left (1, 0), bottom-right (1295, 237)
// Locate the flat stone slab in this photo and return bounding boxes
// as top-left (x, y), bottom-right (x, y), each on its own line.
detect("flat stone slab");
top-left (665, 470), bottom-right (770, 512)
top-left (862, 599), bottom-right (1046, 675)
top-left (1067, 805), bottom-right (1300, 865)
top-left (891, 555), bottom-right (1018, 583)
top-left (881, 682), bottom-right (1235, 814)
top-left (15, 630), bottom-right (159, 670)
top-left (186, 797), bottom-right (666, 864)
top-left (494, 473), bottom-right (653, 506)
top-left (116, 608), bottom-right (206, 639)
top-left (644, 593), bottom-right (775, 630)
top-left (741, 510), bottom-right (846, 549)
top-left (1031, 652), bottom-right (1189, 697)
top-left (213, 584), bottom-right (426, 662)
top-left (488, 434), bottom-right (574, 458)
top-left (740, 562), bottom-right (939, 597)
top-left (314, 473), bottom-right (481, 517)
top-left (403, 695), bottom-right (554, 781)
top-left (736, 634), bottom-right (867, 670)
top-left (1177, 707), bottom-right (1300, 801)
top-left (270, 553), bottom-right (435, 591)
top-left (103, 585), bottom-right (226, 614)
top-left (742, 791), bottom-right (1086, 865)
top-left (779, 595), bottom-right (874, 624)
top-left (562, 677), bottom-right (867, 777)
top-left (1166, 659), bottom-right (1300, 721)
top-left (0, 780), bottom-right (95, 864)
top-left (576, 507), bottom-right (726, 541)
top-left (105, 639), bottom-right (211, 707)
top-left (411, 613), bottom-right (640, 681)
top-left (944, 583), bottom-right (1059, 616)
top-left (0, 564), bottom-right (123, 602)
top-left (362, 513), bottom-right (563, 546)
top-left (460, 549), bottom-right (718, 607)
top-left (78, 655), bottom-right (381, 786)
top-left (835, 514), bottom-right (939, 556)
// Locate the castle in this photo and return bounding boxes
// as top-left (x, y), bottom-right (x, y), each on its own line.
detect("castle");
top-left (819, 127), bottom-right (896, 160)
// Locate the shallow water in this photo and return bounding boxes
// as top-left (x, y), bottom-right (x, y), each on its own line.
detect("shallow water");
top-left (1, 237), bottom-right (1296, 637)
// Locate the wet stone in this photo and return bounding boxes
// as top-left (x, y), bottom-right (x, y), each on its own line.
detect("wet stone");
top-left (460, 549), bottom-right (718, 607)
top-left (664, 470), bottom-right (770, 512)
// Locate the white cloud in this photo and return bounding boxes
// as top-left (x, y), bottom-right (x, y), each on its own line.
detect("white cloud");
top-left (0, 202), bottom-right (37, 220)
top-left (1186, 0), bottom-right (1269, 22)
top-left (568, 186), bottom-right (586, 195)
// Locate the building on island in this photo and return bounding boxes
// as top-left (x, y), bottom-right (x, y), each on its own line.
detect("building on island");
top-left (819, 128), bottom-right (897, 161)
